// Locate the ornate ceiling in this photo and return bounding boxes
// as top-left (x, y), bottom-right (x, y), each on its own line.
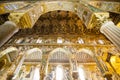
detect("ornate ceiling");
top-left (17, 10), bottom-right (101, 35)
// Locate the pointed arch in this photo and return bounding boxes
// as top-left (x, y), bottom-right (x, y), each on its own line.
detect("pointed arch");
top-left (25, 48), bottom-right (43, 62)
top-left (48, 48), bottom-right (72, 63)
top-left (49, 48), bottom-right (71, 56)
top-left (75, 48), bottom-right (95, 63)
top-left (77, 48), bottom-right (94, 57)
top-left (45, 47), bottom-right (72, 75)
top-left (0, 47), bottom-right (18, 58)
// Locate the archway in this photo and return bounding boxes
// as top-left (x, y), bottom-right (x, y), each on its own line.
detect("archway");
top-left (75, 48), bottom-right (96, 80)
top-left (0, 47), bottom-right (18, 74)
top-left (45, 47), bottom-right (72, 79)
top-left (25, 48), bottom-right (43, 62)
top-left (21, 48), bottom-right (43, 80)
top-left (0, 46), bottom-right (18, 62)
top-left (75, 48), bottom-right (95, 63)
top-left (75, 48), bottom-right (94, 58)
top-left (19, 10), bottom-right (85, 35)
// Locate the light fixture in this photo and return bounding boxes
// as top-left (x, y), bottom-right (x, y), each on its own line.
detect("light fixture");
top-left (78, 65), bottom-right (86, 80)
top-left (57, 37), bottom-right (63, 44)
top-left (98, 40), bottom-right (104, 44)
top-left (33, 67), bottom-right (40, 80)
top-left (56, 65), bottom-right (64, 80)
top-left (78, 38), bottom-right (84, 44)
top-left (36, 37), bottom-right (42, 43)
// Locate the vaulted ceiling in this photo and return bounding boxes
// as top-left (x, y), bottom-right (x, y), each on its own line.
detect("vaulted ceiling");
top-left (17, 10), bottom-right (101, 35)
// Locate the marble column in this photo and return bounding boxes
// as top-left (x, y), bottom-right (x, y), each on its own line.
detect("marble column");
top-left (100, 21), bottom-right (120, 50)
top-left (0, 21), bottom-right (19, 47)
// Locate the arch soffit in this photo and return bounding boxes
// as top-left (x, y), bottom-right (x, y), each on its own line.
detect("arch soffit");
top-left (9, 1), bottom-right (82, 29)
top-left (41, 1), bottom-right (77, 14)
top-left (0, 47), bottom-right (18, 58)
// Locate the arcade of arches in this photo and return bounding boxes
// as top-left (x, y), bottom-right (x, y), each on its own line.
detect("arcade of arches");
top-left (0, 0), bottom-right (120, 80)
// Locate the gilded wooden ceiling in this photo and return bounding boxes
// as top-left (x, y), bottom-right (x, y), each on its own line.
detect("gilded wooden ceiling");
top-left (17, 10), bottom-right (101, 35)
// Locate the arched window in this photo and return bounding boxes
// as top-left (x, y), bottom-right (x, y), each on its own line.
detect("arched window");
top-left (25, 48), bottom-right (42, 62)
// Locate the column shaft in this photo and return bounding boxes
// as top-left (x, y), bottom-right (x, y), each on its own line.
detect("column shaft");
top-left (100, 21), bottom-right (120, 50)
top-left (0, 21), bottom-right (19, 47)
